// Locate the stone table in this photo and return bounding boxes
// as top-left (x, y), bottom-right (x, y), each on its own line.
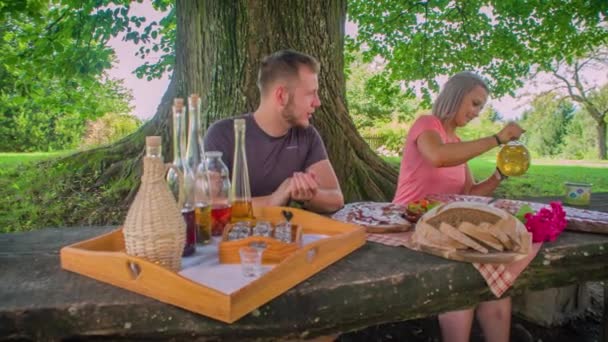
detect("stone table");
top-left (1, 195), bottom-right (608, 341)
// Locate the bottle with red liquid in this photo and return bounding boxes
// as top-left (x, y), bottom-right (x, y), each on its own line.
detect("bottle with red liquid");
top-left (167, 98), bottom-right (197, 256)
top-left (203, 151), bottom-right (232, 239)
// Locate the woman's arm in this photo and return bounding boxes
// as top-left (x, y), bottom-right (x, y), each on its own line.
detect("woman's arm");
top-left (417, 131), bottom-right (498, 167)
top-left (464, 165), bottom-right (504, 197)
top-left (417, 122), bottom-right (525, 167)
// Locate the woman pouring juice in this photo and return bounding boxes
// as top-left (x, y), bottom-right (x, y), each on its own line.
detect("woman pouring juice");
top-left (393, 71), bottom-right (526, 342)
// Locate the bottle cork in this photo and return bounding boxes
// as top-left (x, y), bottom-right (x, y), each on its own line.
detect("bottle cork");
top-left (146, 136), bottom-right (161, 147)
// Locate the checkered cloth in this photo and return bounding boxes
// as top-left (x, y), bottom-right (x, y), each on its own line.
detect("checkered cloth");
top-left (366, 232), bottom-right (542, 297)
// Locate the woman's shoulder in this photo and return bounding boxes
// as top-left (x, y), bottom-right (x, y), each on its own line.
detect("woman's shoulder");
top-left (411, 114), bottom-right (442, 131)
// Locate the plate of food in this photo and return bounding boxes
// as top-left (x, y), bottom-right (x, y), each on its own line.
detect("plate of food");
top-left (403, 199), bottom-right (443, 223)
top-left (331, 202), bottom-right (413, 233)
top-left (409, 201), bottom-right (532, 264)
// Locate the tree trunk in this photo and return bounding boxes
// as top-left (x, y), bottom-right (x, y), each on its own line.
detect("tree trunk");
top-left (172, 0), bottom-right (397, 201)
top-left (597, 119), bottom-right (607, 160)
top-left (13, 0), bottom-right (397, 231)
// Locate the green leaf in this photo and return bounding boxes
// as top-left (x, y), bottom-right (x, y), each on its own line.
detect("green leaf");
top-left (515, 204), bottom-right (535, 223)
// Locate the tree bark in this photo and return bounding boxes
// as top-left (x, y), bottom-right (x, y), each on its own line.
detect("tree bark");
top-left (19, 0), bottom-right (397, 231)
top-left (597, 119), bottom-right (607, 160)
top-left (583, 103), bottom-right (607, 160)
top-left (171, 0), bottom-right (397, 201)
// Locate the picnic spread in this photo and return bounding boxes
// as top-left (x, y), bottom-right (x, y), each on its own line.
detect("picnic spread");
top-left (55, 97), bottom-right (608, 326)
top-left (6, 196), bottom-right (608, 340)
top-left (331, 194), bottom-right (608, 298)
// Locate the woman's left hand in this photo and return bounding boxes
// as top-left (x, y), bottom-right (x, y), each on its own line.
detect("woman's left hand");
top-left (497, 122), bottom-right (525, 143)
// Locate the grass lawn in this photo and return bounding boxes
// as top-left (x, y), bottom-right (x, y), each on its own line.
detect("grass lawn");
top-left (0, 151), bottom-right (72, 166)
top-left (384, 155), bottom-right (608, 198)
top-left (1, 151), bottom-right (607, 232)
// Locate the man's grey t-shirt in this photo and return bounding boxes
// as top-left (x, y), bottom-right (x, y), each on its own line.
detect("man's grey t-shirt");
top-left (203, 113), bottom-right (328, 197)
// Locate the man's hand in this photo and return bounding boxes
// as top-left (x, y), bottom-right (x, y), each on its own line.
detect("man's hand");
top-left (289, 172), bottom-right (318, 203)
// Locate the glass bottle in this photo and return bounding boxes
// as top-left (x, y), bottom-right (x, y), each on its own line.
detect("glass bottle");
top-left (205, 151), bottom-right (232, 238)
top-left (230, 119), bottom-right (254, 222)
top-left (497, 140), bottom-right (531, 177)
top-left (195, 162), bottom-right (212, 244)
top-left (186, 94), bottom-right (204, 173)
top-left (166, 98), bottom-right (197, 257)
top-left (186, 94), bottom-right (211, 244)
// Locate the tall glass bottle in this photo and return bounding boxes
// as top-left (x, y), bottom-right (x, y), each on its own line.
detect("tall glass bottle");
top-left (166, 98), bottom-right (196, 257)
top-left (230, 119), bottom-right (254, 222)
top-left (187, 94), bottom-right (211, 244)
top-left (186, 94), bottom-right (204, 173)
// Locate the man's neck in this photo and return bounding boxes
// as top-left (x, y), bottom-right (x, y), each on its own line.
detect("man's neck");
top-left (253, 103), bottom-right (290, 137)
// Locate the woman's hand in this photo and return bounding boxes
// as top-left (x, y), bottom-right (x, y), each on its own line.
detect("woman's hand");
top-left (496, 122), bottom-right (525, 144)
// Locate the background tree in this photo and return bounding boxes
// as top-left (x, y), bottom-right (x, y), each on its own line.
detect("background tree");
top-left (348, 0), bottom-right (607, 102)
top-left (535, 51), bottom-right (608, 159)
top-left (0, 0), bottom-right (136, 152)
top-left (519, 93), bottom-right (575, 157)
top-left (457, 105), bottom-right (504, 142)
top-left (560, 108), bottom-right (601, 160)
top-left (3, 0), bottom-right (608, 232)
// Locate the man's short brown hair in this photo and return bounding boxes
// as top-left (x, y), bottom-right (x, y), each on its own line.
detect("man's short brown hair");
top-left (257, 49), bottom-right (320, 95)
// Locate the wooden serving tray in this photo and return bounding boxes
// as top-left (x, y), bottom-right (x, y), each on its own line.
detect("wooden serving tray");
top-left (60, 206), bottom-right (366, 323)
top-left (219, 223), bottom-right (302, 264)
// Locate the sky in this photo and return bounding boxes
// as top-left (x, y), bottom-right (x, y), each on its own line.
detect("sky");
top-left (107, 2), bottom-right (606, 121)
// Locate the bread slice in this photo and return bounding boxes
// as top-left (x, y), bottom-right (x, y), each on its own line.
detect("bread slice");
top-left (481, 222), bottom-right (514, 250)
top-left (439, 222), bottom-right (489, 254)
top-left (494, 216), bottom-right (522, 251)
top-left (416, 222), bottom-right (468, 251)
top-left (458, 222), bottom-right (504, 252)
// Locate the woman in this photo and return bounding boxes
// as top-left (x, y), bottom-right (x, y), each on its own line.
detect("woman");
top-left (393, 72), bottom-right (524, 342)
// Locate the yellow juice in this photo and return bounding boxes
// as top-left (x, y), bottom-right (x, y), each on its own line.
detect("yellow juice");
top-left (195, 205), bottom-right (211, 244)
top-left (497, 142), bottom-right (530, 177)
top-left (231, 200), bottom-right (255, 222)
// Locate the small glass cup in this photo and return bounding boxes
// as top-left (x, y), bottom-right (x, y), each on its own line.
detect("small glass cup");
top-left (239, 246), bottom-right (263, 277)
top-left (274, 221), bottom-right (292, 243)
top-left (252, 220), bottom-right (272, 237)
top-left (227, 229), bottom-right (240, 241)
top-left (232, 221), bottom-right (252, 239)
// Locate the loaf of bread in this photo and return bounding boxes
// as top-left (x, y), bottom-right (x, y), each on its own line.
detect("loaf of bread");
top-left (412, 201), bottom-right (531, 256)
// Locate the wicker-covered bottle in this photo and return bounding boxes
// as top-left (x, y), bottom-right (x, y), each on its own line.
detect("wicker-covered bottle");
top-left (123, 136), bottom-right (186, 271)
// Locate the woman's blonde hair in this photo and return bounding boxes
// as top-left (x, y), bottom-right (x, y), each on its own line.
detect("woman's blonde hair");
top-left (432, 72), bottom-right (488, 121)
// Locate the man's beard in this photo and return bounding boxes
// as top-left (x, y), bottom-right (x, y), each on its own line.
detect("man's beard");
top-left (280, 97), bottom-right (307, 128)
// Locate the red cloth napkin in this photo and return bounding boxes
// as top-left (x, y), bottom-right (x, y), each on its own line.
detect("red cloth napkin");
top-left (366, 232), bottom-right (542, 297)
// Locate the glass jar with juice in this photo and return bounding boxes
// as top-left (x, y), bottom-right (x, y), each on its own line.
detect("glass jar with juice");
top-left (497, 141), bottom-right (531, 177)
top-left (204, 151), bottom-right (232, 238)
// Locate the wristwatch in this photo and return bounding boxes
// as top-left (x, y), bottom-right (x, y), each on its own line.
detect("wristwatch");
top-left (494, 167), bottom-right (508, 181)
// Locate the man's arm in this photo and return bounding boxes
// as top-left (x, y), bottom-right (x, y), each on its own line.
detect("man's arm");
top-left (252, 177), bottom-right (292, 208)
top-left (301, 159), bottom-right (344, 213)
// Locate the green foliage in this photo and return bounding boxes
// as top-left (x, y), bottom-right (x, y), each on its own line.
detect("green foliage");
top-left (457, 105), bottom-right (503, 142)
top-left (520, 93), bottom-right (575, 157)
top-left (362, 122), bottom-right (408, 156)
top-left (81, 112), bottom-right (142, 148)
top-left (346, 52), bottom-right (419, 130)
top-left (128, 0), bottom-right (175, 80)
top-left (0, 0), bottom-right (135, 152)
top-left (348, 0), bottom-right (608, 104)
top-left (559, 110), bottom-right (603, 159)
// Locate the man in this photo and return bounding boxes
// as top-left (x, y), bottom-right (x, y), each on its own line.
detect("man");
top-left (204, 49), bottom-right (344, 214)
